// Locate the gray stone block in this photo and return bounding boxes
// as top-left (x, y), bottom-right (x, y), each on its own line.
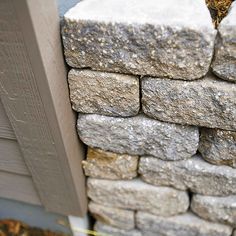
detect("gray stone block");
top-left (77, 114), bottom-right (199, 161)
top-left (62, 0), bottom-right (216, 80)
top-left (139, 155), bottom-right (236, 196)
top-left (199, 128), bottom-right (236, 168)
top-left (142, 75), bottom-right (236, 131)
top-left (212, 2), bottom-right (236, 82)
top-left (68, 69), bottom-right (139, 117)
top-left (82, 148), bottom-right (138, 180)
top-left (89, 202), bottom-right (135, 230)
top-left (87, 178), bottom-right (189, 216)
top-left (136, 211), bottom-right (233, 236)
top-left (191, 194), bottom-right (236, 227)
top-left (94, 222), bottom-right (142, 236)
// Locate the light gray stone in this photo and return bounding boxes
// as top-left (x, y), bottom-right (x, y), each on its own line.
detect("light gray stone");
top-left (94, 222), bottom-right (141, 236)
top-left (82, 148), bottom-right (138, 180)
top-left (139, 155), bottom-right (236, 196)
top-left (234, 230), bottom-right (236, 236)
top-left (212, 2), bottom-right (236, 82)
top-left (89, 202), bottom-right (135, 230)
top-left (142, 75), bottom-right (236, 131)
top-left (136, 211), bottom-right (233, 236)
top-left (87, 178), bottom-right (189, 216)
top-left (68, 69), bottom-right (139, 117)
top-left (191, 194), bottom-right (236, 227)
top-left (62, 0), bottom-right (216, 80)
top-left (199, 128), bottom-right (236, 168)
top-left (77, 114), bottom-right (199, 161)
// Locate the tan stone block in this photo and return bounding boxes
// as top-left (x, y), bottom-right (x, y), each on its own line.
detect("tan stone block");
top-left (68, 69), bottom-right (139, 117)
top-left (89, 202), bottom-right (135, 230)
top-left (83, 148), bottom-right (138, 180)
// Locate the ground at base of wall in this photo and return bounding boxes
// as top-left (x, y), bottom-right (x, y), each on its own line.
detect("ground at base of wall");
top-left (0, 220), bottom-right (70, 236)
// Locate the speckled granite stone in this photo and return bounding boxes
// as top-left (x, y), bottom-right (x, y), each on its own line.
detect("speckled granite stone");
top-left (191, 194), bottom-right (236, 227)
top-left (82, 148), bottom-right (138, 180)
top-left (136, 211), bottom-right (233, 236)
top-left (139, 155), bottom-right (236, 196)
top-left (89, 202), bottom-right (135, 230)
top-left (62, 0), bottom-right (216, 80)
top-left (94, 222), bottom-right (142, 236)
top-left (77, 114), bottom-right (199, 161)
top-left (68, 69), bottom-right (139, 117)
top-left (87, 178), bottom-right (189, 216)
top-left (212, 2), bottom-right (236, 82)
top-left (199, 128), bottom-right (236, 168)
top-left (142, 75), bottom-right (236, 131)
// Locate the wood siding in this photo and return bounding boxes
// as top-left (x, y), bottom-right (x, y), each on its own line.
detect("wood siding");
top-left (0, 100), bottom-right (15, 140)
top-left (0, 171), bottom-right (41, 205)
top-left (0, 138), bottom-right (29, 176)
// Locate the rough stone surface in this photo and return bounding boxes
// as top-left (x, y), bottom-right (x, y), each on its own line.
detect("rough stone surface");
top-left (199, 128), bottom-right (236, 168)
top-left (89, 202), bottom-right (135, 230)
top-left (68, 69), bottom-right (139, 117)
top-left (136, 211), bottom-right (233, 236)
top-left (94, 222), bottom-right (141, 236)
top-left (142, 75), bottom-right (236, 131)
top-left (87, 178), bottom-right (189, 216)
top-left (82, 148), bottom-right (138, 180)
top-left (139, 155), bottom-right (236, 196)
top-left (191, 194), bottom-right (236, 227)
top-left (62, 0), bottom-right (216, 80)
top-left (77, 114), bottom-right (199, 161)
top-left (212, 2), bottom-right (236, 82)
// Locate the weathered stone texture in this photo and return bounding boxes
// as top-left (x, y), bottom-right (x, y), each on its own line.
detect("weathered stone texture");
top-left (139, 155), bottom-right (236, 196)
top-left (199, 128), bottom-right (236, 168)
top-left (77, 114), bottom-right (199, 161)
top-left (82, 148), bottom-right (138, 180)
top-left (191, 194), bottom-right (236, 227)
top-left (87, 178), bottom-right (189, 216)
top-left (142, 75), bottom-right (236, 131)
top-left (89, 202), bottom-right (135, 230)
top-left (94, 222), bottom-right (142, 236)
top-left (68, 69), bottom-right (139, 116)
top-left (62, 0), bottom-right (216, 80)
top-left (136, 211), bottom-right (233, 236)
top-left (212, 2), bottom-right (236, 82)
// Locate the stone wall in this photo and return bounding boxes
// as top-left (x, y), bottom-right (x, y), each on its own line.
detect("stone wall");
top-left (62, 0), bottom-right (236, 235)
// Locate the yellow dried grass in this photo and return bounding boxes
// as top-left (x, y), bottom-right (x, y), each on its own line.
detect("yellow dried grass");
top-left (206, 0), bottom-right (234, 27)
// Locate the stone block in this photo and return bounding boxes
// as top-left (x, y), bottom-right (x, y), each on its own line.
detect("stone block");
top-left (199, 128), bottom-right (236, 168)
top-left (139, 155), bottom-right (236, 196)
top-left (87, 178), bottom-right (189, 216)
top-left (68, 69), bottom-right (139, 116)
top-left (191, 194), bottom-right (236, 227)
top-left (82, 148), bottom-right (138, 180)
top-left (62, 0), bottom-right (216, 80)
top-left (94, 222), bottom-right (141, 236)
top-left (212, 2), bottom-right (236, 82)
top-left (136, 211), bottom-right (233, 236)
top-left (77, 114), bottom-right (199, 161)
top-left (89, 202), bottom-right (135, 230)
top-left (142, 75), bottom-right (236, 130)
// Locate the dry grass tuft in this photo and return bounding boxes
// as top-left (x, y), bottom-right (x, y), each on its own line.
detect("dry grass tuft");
top-left (206, 0), bottom-right (234, 27)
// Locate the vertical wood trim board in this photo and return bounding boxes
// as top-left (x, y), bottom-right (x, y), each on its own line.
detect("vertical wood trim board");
top-left (0, 0), bottom-right (87, 216)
